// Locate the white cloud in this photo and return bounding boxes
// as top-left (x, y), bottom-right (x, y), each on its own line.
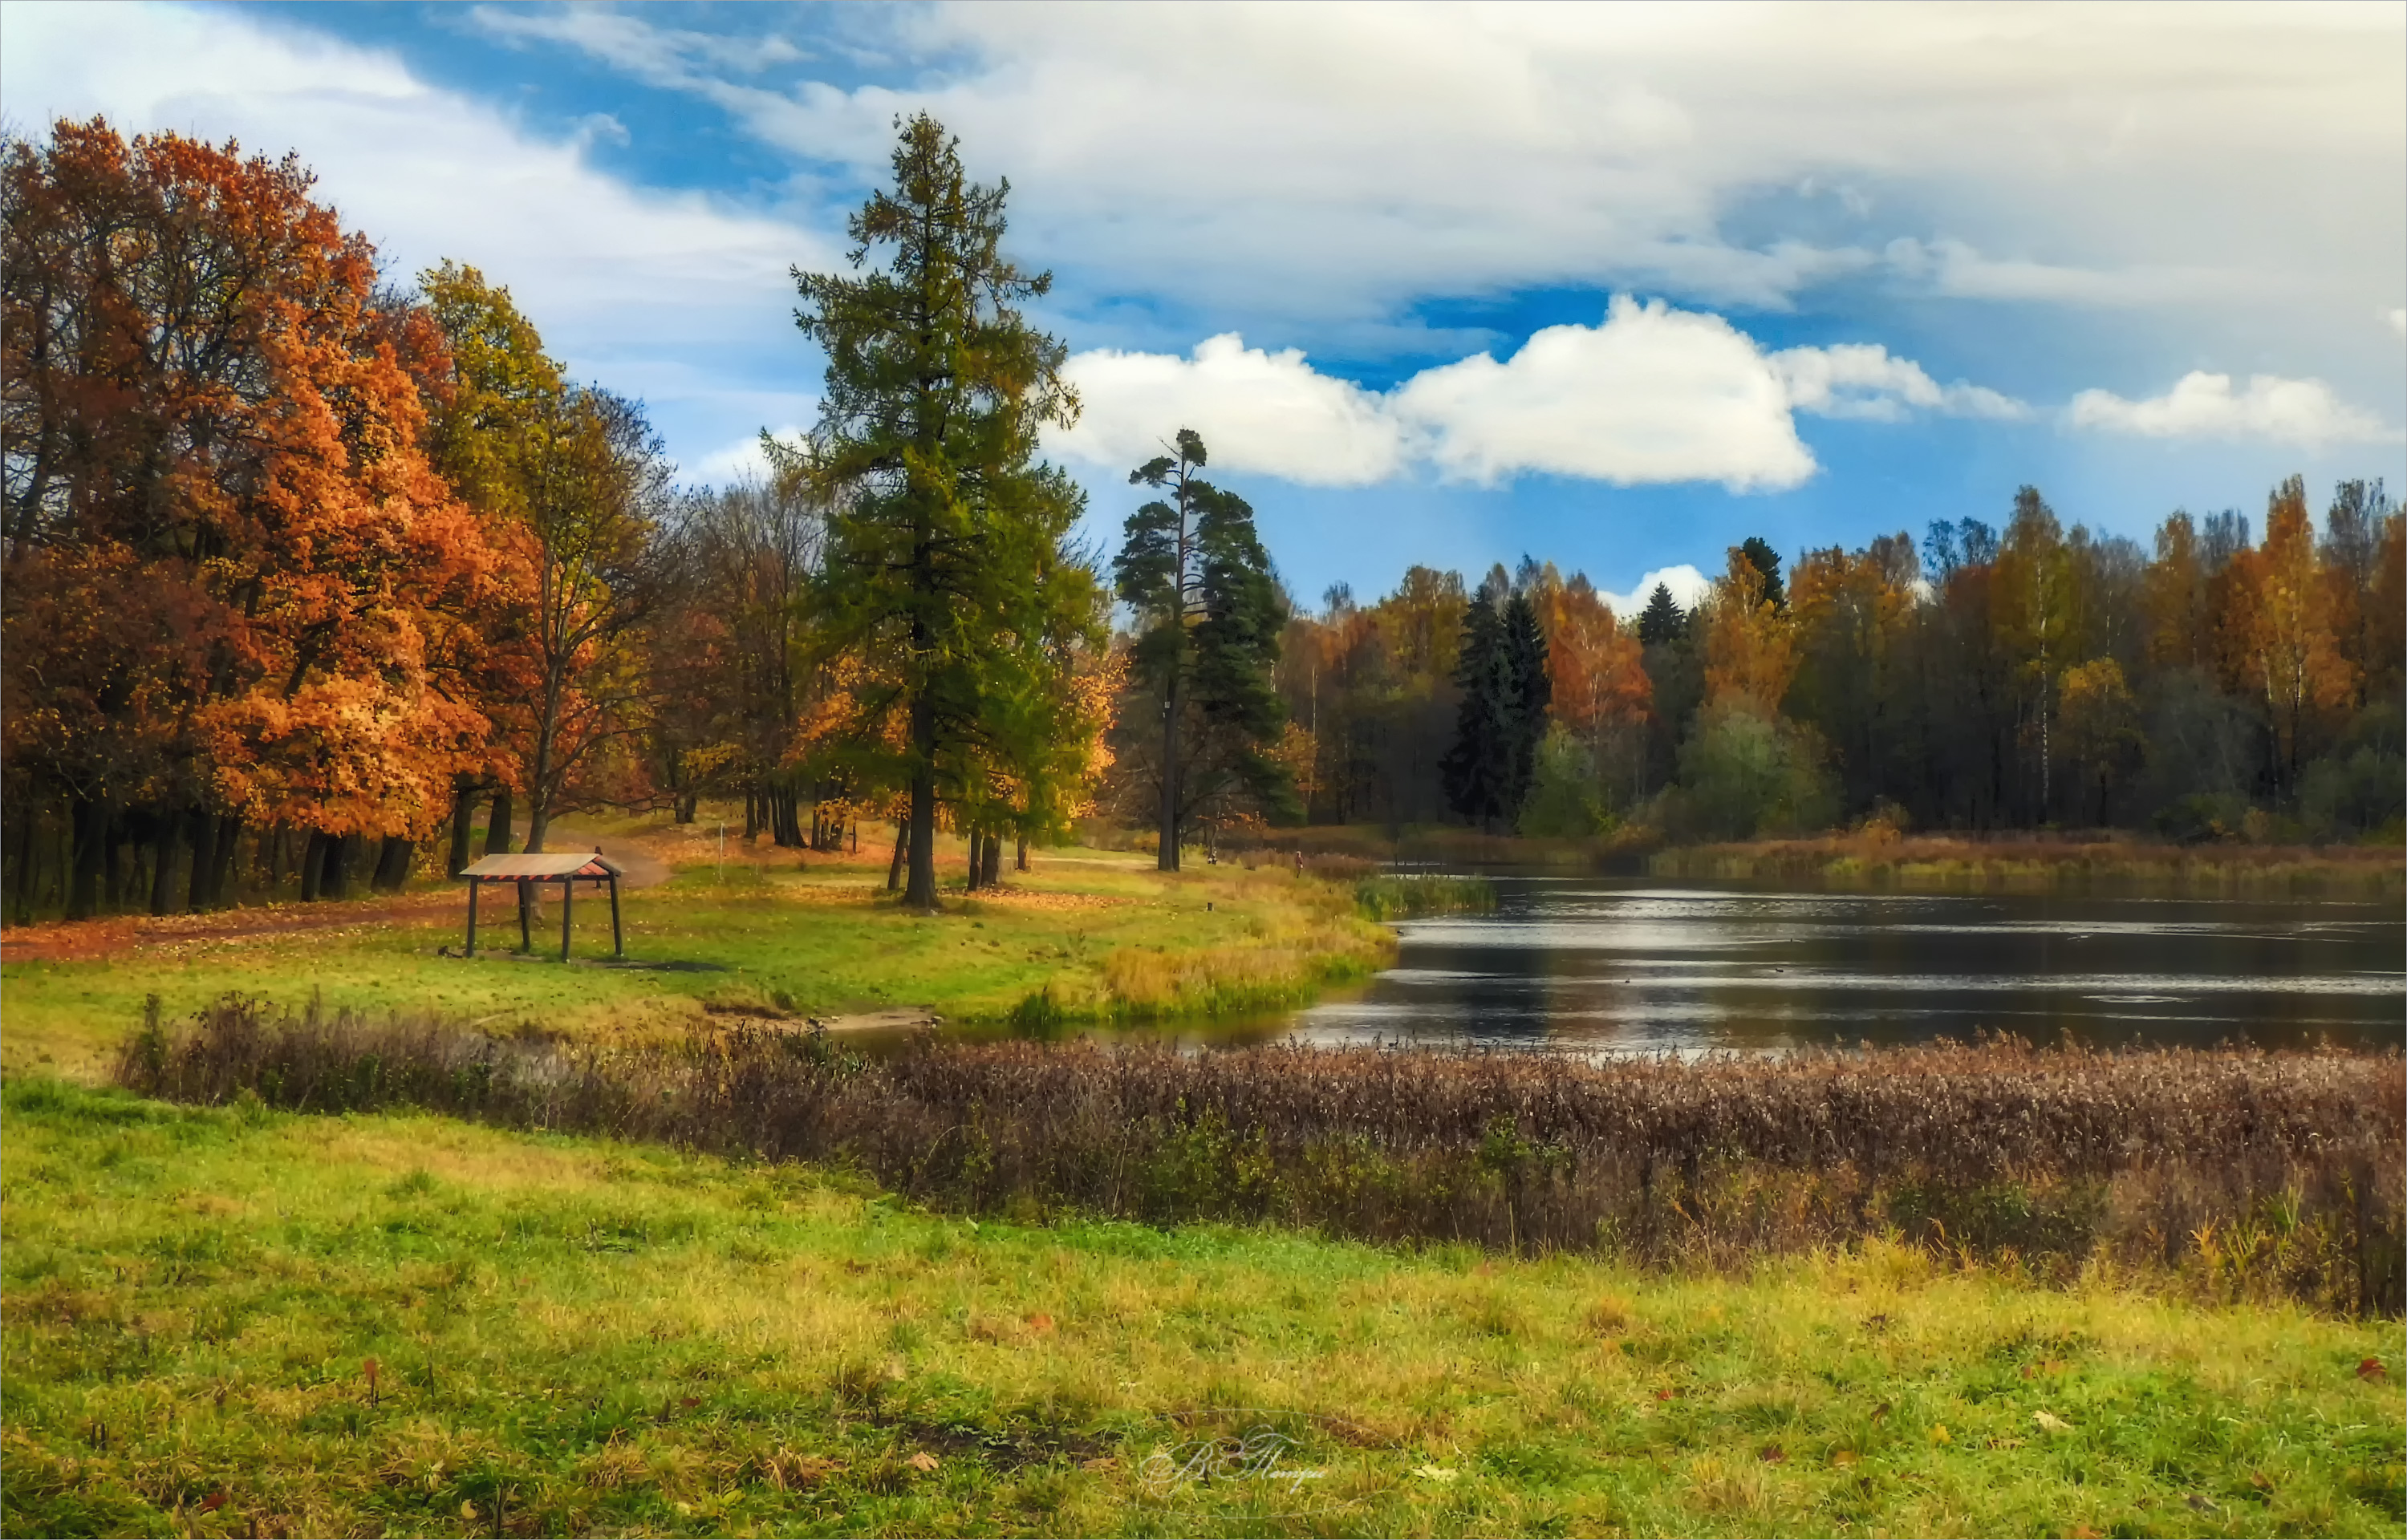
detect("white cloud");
top-left (1392, 298), bottom-right (1814, 491)
top-left (493, 1), bottom-right (2405, 361)
top-left (2066, 371), bottom-right (2397, 447)
top-left (1600, 565), bottom-right (1711, 622)
top-left (0, 2), bottom-right (835, 474)
top-left (1053, 299), bottom-right (2031, 492)
top-left (1057, 335), bottom-right (1406, 486)
top-left (1773, 342), bottom-right (2029, 422)
top-left (2388, 307), bottom-right (2407, 339)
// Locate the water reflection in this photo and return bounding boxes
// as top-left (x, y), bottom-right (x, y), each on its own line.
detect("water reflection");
top-left (1285, 878), bottom-right (2405, 1052)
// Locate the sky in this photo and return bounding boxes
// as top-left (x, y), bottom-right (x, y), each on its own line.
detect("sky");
top-left (3, 1), bottom-right (2402, 614)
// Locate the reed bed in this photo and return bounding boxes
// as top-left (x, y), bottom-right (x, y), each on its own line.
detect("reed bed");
top-left (1654, 834), bottom-right (2406, 894)
top-left (1353, 872), bottom-right (1499, 919)
top-left (119, 994), bottom-right (2403, 1313)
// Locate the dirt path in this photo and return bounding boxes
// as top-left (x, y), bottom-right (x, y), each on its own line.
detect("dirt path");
top-left (0, 835), bottom-right (673, 965)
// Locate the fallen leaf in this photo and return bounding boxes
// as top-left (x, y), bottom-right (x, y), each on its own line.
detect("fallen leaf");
top-left (1025, 1312), bottom-right (1056, 1334)
top-left (2249, 1469), bottom-right (2274, 1493)
top-left (1759, 1445), bottom-right (1788, 1464)
top-left (2034, 1410), bottom-right (2072, 1434)
top-left (680, 1395), bottom-right (701, 1408)
top-left (1870, 1401), bottom-right (1891, 1424)
top-left (2358, 1357), bottom-right (2387, 1381)
top-left (1079, 1456), bottom-right (1116, 1473)
top-left (1411, 1464), bottom-right (1459, 1483)
top-left (461, 1501), bottom-right (478, 1521)
top-left (1930, 1423), bottom-right (1951, 1446)
top-left (199, 1492), bottom-right (227, 1513)
top-left (1831, 1451), bottom-right (1859, 1468)
top-left (2069, 1528), bottom-right (2102, 1539)
top-left (1655, 1388), bottom-right (1676, 1402)
top-left (906, 1450), bottom-right (940, 1473)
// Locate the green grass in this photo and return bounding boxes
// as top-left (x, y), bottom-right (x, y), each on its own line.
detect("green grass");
top-left (0, 835), bottom-right (1390, 1081)
top-left (4, 1077), bottom-right (2401, 1538)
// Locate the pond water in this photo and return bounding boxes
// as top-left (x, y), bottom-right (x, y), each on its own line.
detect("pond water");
top-left (1274, 877), bottom-right (2405, 1053)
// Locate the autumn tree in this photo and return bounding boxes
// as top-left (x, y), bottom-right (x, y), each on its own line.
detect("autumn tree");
top-left (2, 119), bottom-right (494, 917)
top-left (2234, 476), bottom-right (2354, 790)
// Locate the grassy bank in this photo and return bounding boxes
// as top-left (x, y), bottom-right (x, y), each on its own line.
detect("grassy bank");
top-left (1650, 835), bottom-right (2406, 896)
top-left (6, 1076), bottom-right (2401, 1539)
top-left (119, 999), bottom-right (2406, 1313)
top-left (0, 830), bottom-right (1394, 1081)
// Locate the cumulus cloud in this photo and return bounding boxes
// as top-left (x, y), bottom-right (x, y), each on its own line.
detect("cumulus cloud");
top-left (1392, 298), bottom-right (1813, 490)
top-left (1057, 336), bottom-right (1406, 486)
top-left (1772, 342), bottom-right (2028, 422)
top-left (1599, 565), bottom-right (1711, 621)
top-left (1053, 298), bottom-right (2027, 492)
top-left (2066, 372), bottom-right (2397, 447)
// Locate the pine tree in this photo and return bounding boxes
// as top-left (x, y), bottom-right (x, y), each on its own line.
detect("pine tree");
top-left (785, 114), bottom-right (1082, 909)
top-left (1500, 588), bottom-right (1552, 815)
top-left (1441, 578), bottom-right (1551, 829)
top-left (1741, 537), bottom-right (1787, 611)
top-left (1115, 429), bottom-right (1292, 866)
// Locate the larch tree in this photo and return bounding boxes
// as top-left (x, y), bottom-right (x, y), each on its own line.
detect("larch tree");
top-left (785, 113), bottom-right (1086, 909)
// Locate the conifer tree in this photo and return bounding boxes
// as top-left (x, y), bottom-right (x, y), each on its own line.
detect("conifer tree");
top-left (784, 114), bottom-right (1082, 909)
top-left (1636, 582), bottom-right (1686, 645)
top-left (1115, 429), bottom-right (1292, 867)
top-left (1441, 573), bottom-right (1551, 829)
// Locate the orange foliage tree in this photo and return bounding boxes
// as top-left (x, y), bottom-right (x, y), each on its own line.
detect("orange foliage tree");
top-left (2234, 476), bottom-right (2354, 788)
top-left (3, 119), bottom-right (499, 916)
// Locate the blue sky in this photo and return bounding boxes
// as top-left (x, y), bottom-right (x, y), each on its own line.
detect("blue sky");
top-left (5, 2), bottom-right (2401, 611)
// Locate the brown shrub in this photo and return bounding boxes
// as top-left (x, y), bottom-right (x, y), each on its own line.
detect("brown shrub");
top-left (118, 995), bottom-right (2404, 1312)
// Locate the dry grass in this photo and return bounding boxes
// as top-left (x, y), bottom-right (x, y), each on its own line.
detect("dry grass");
top-left (118, 996), bottom-right (2405, 1313)
top-left (1655, 834), bottom-right (2405, 894)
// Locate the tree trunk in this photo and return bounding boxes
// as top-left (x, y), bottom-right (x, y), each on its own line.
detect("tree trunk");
top-left (103, 809), bottom-right (124, 910)
top-left (886, 819), bottom-right (909, 891)
top-left (299, 830), bottom-right (327, 902)
top-left (982, 829), bottom-right (1003, 887)
top-left (448, 783), bottom-right (481, 877)
top-left (485, 790), bottom-right (514, 857)
top-left (185, 806), bottom-right (217, 913)
top-left (905, 690), bottom-right (939, 910)
top-left (265, 823), bottom-right (288, 893)
top-left (209, 814), bottom-right (242, 906)
top-left (10, 794), bottom-right (39, 924)
top-left (372, 835), bottom-right (412, 894)
top-left (67, 794), bottom-right (104, 921)
top-left (1158, 672), bottom-right (1181, 872)
top-left (324, 833), bottom-right (359, 900)
top-left (1016, 834), bottom-right (1029, 873)
top-left (745, 784), bottom-right (761, 841)
top-left (148, 815), bottom-right (181, 916)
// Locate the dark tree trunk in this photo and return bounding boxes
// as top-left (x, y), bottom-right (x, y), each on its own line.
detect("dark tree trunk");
top-left (1159, 673), bottom-right (1181, 872)
top-left (10, 794), bottom-right (39, 924)
top-left (886, 821), bottom-right (909, 891)
top-left (372, 835), bottom-right (412, 894)
top-left (185, 807), bottom-right (217, 913)
top-left (148, 815), bottom-right (181, 916)
top-left (485, 789), bottom-right (513, 857)
top-left (325, 833), bottom-right (362, 899)
top-left (299, 831), bottom-right (330, 902)
top-left (745, 784), bottom-right (761, 841)
top-left (965, 828), bottom-right (983, 892)
top-left (103, 808), bottom-right (124, 909)
top-left (906, 682), bottom-right (937, 909)
top-left (448, 783), bottom-right (481, 877)
top-left (1015, 834), bottom-right (1029, 873)
top-left (209, 815), bottom-right (242, 906)
top-left (67, 794), bottom-right (105, 921)
top-left (982, 829), bottom-right (1003, 887)
top-left (266, 824), bottom-right (288, 893)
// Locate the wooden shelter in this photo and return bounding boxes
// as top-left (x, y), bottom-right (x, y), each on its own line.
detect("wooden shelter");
top-left (457, 850), bottom-right (625, 960)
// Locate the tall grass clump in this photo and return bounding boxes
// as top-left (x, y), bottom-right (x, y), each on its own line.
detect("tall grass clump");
top-left (121, 995), bottom-right (2403, 1313)
top-left (1353, 873), bottom-right (1498, 920)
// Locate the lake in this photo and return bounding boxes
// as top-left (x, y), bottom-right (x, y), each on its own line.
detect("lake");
top-left (1277, 877), bottom-right (2405, 1052)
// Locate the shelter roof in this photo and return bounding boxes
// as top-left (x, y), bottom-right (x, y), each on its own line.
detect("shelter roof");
top-left (459, 853), bottom-right (623, 879)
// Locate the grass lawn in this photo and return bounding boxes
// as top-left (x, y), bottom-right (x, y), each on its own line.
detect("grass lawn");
top-left (5, 1078), bottom-right (2401, 1539)
top-left (0, 825), bottom-right (1390, 1082)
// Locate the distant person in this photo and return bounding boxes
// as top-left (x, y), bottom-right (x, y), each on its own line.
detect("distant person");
top-left (1294, 849), bottom-right (1305, 877)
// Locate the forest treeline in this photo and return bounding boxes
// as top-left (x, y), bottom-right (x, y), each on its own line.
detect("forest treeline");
top-left (4, 115), bottom-right (2400, 925)
top-left (1260, 481), bottom-right (2402, 845)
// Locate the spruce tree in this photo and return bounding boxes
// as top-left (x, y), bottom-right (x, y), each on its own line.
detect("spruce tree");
top-left (1500, 588), bottom-right (1552, 815)
top-left (785, 114), bottom-right (1082, 909)
top-left (1636, 582), bottom-right (1685, 645)
top-left (1740, 537), bottom-right (1787, 611)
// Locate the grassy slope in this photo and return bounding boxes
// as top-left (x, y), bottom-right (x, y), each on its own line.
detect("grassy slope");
top-left (0, 834), bottom-right (1389, 1081)
top-left (5, 1080), bottom-right (2401, 1539)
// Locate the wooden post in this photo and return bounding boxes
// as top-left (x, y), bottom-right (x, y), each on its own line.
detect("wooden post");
top-left (465, 877), bottom-right (480, 957)
top-left (517, 878), bottom-right (531, 952)
top-left (608, 871), bottom-right (623, 957)
top-left (560, 873), bottom-right (573, 961)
